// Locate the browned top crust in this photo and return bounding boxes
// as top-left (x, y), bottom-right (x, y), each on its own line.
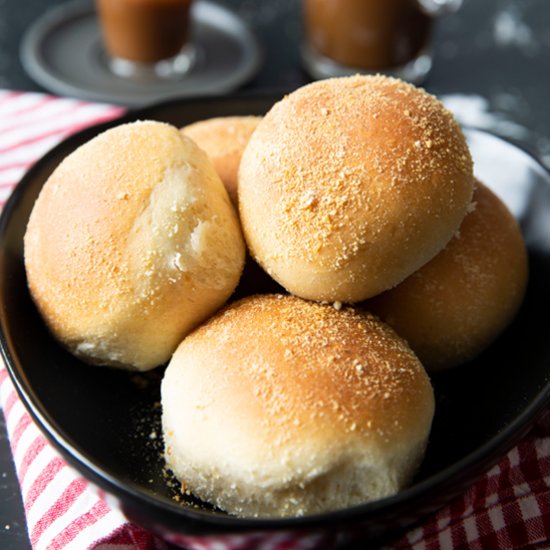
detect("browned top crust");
top-left (239, 75), bottom-right (474, 302)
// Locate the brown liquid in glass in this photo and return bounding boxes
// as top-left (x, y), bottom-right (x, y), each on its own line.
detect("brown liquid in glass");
top-left (304, 0), bottom-right (433, 70)
top-left (96, 0), bottom-right (193, 63)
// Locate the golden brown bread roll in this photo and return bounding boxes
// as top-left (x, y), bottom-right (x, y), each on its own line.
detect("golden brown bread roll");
top-left (162, 294), bottom-right (435, 518)
top-left (24, 120), bottom-right (245, 371)
top-left (238, 75), bottom-right (474, 302)
top-left (181, 116), bottom-right (261, 206)
top-left (366, 181), bottom-right (528, 370)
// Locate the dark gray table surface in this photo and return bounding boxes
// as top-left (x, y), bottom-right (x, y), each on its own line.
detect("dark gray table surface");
top-left (0, 0), bottom-right (549, 548)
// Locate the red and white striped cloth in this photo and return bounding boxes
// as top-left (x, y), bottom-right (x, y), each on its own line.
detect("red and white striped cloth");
top-left (0, 89), bottom-right (549, 550)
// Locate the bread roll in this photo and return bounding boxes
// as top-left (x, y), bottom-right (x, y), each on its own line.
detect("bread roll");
top-left (238, 75), bottom-right (474, 302)
top-left (367, 182), bottom-right (528, 370)
top-left (182, 116), bottom-right (261, 206)
top-left (162, 294), bottom-right (435, 518)
top-left (24, 120), bottom-right (245, 371)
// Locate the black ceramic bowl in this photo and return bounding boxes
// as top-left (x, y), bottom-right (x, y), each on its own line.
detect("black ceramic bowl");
top-left (1, 96), bottom-right (549, 549)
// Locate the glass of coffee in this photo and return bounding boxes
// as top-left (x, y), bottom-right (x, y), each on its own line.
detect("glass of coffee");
top-left (302, 0), bottom-right (462, 84)
top-left (95, 0), bottom-right (195, 81)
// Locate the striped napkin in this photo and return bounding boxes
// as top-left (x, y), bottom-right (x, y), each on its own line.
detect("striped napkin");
top-left (0, 90), bottom-right (549, 550)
